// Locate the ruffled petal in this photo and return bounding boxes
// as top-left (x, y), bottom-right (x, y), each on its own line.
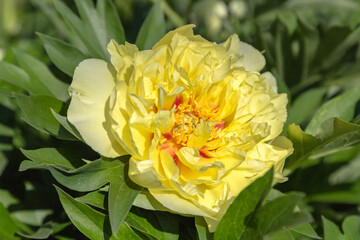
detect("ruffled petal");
top-left (68, 59), bottom-right (126, 157)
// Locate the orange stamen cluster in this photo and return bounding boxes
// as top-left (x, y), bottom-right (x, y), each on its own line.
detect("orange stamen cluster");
top-left (171, 100), bottom-right (221, 146)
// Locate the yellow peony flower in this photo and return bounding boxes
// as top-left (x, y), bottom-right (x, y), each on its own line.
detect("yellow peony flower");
top-left (67, 25), bottom-right (293, 231)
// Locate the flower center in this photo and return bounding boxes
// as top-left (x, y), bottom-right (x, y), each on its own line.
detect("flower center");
top-left (171, 101), bottom-right (219, 146)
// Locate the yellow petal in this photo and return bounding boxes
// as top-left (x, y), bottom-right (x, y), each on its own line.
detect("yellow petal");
top-left (187, 119), bottom-right (212, 149)
top-left (261, 71), bottom-right (278, 93)
top-left (239, 41), bottom-right (265, 72)
top-left (129, 157), bottom-right (164, 189)
top-left (149, 189), bottom-right (212, 217)
top-left (68, 59), bottom-right (126, 157)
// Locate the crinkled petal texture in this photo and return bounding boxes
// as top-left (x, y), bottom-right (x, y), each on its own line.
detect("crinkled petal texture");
top-left (68, 25), bottom-right (293, 232)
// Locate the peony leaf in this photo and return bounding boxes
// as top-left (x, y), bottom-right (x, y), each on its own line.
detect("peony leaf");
top-left (48, 157), bottom-right (142, 237)
top-left (290, 224), bottom-right (321, 239)
top-left (306, 86), bottom-right (360, 136)
top-left (108, 165), bottom-right (142, 238)
top-left (309, 191), bottom-right (360, 204)
top-left (51, 110), bottom-right (83, 141)
top-left (55, 186), bottom-right (122, 240)
top-left (125, 208), bottom-right (179, 240)
top-left (240, 192), bottom-right (311, 240)
top-left (329, 153), bottom-right (360, 185)
top-left (0, 61), bottom-right (49, 96)
top-left (12, 209), bottom-right (53, 227)
top-left (195, 217), bottom-right (212, 240)
top-left (96, 0), bottom-right (125, 45)
top-left (76, 189), bottom-right (107, 210)
top-left (135, 0), bottom-right (166, 50)
top-left (15, 94), bottom-right (77, 141)
top-left (53, 0), bottom-right (126, 60)
top-left (264, 230), bottom-right (294, 240)
top-left (53, 0), bottom-right (103, 59)
top-left (19, 148), bottom-right (84, 172)
top-left (286, 118), bottom-right (360, 170)
top-left (48, 159), bottom-right (123, 192)
top-left (37, 33), bottom-right (88, 76)
top-left (285, 87), bottom-right (326, 129)
top-left (214, 168), bottom-right (273, 240)
top-left (342, 216), bottom-right (360, 240)
top-left (16, 226), bottom-right (53, 239)
top-left (13, 50), bottom-right (69, 102)
top-left (322, 216), bottom-right (344, 240)
top-left (322, 215), bottom-right (360, 240)
top-left (0, 202), bottom-right (19, 240)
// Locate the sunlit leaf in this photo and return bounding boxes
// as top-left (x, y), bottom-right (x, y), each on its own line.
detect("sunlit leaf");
top-left (240, 193), bottom-right (311, 239)
top-left (306, 86), bottom-right (360, 135)
top-left (15, 94), bottom-right (77, 141)
top-left (286, 118), bottom-right (360, 170)
top-left (55, 186), bottom-right (118, 240)
top-left (13, 50), bottom-right (69, 101)
top-left (19, 148), bottom-right (84, 172)
top-left (37, 33), bottom-right (88, 76)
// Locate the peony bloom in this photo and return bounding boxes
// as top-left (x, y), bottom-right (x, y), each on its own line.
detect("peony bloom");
top-left (67, 25), bottom-right (293, 231)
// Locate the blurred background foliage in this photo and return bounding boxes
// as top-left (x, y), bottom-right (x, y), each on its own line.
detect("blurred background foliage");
top-left (0, 0), bottom-right (360, 239)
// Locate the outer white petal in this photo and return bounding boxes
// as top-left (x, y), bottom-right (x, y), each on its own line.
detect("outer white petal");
top-left (239, 41), bottom-right (265, 72)
top-left (261, 71), bottom-right (278, 93)
top-left (67, 59), bottom-right (126, 157)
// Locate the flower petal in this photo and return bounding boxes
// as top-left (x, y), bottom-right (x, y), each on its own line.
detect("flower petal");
top-left (68, 59), bottom-right (126, 157)
top-left (239, 41), bottom-right (265, 72)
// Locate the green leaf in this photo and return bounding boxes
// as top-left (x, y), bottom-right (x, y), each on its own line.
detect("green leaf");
top-left (17, 226), bottom-right (53, 239)
top-left (49, 159), bottom-right (120, 192)
top-left (51, 110), bottom-right (83, 141)
top-left (306, 86), bottom-right (360, 135)
top-left (265, 230), bottom-right (294, 240)
top-left (135, 1), bottom-right (166, 50)
top-left (0, 61), bottom-right (49, 96)
top-left (74, 0), bottom-right (108, 58)
top-left (55, 186), bottom-right (118, 240)
top-left (286, 118), bottom-right (360, 170)
top-left (12, 209), bottom-right (53, 226)
top-left (49, 158), bottom-right (141, 236)
top-left (125, 208), bottom-right (179, 240)
top-left (322, 215), bottom-right (360, 240)
top-left (15, 94), bottom-right (77, 141)
top-left (309, 191), bottom-right (360, 204)
top-left (76, 189), bottom-right (107, 210)
top-left (297, 14), bottom-right (319, 83)
top-left (195, 217), bottom-right (212, 240)
top-left (96, 0), bottom-right (125, 44)
top-left (0, 151), bottom-right (8, 176)
top-left (108, 165), bottom-right (142, 237)
top-left (0, 202), bottom-right (20, 240)
top-left (19, 148), bottom-right (84, 172)
top-left (214, 168), bottom-right (273, 240)
top-left (343, 216), bottom-right (360, 240)
top-left (53, 0), bottom-right (126, 60)
top-left (13, 50), bottom-right (69, 102)
top-left (322, 216), bottom-right (344, 240)
top-left (37, 33), bottom-right (88, 76)
top-left (286, 87), bottom-right (326, 128)
top-left (53, 0), bottom-right (101, 59)
top-left (290, 224), bottom-right (321, 239)
top-left (0, 189), bottom-right (19, 208)
top-left (240, 193), bottom-right (311, 240)
top-left (329, 153), bottom-right (360, 185)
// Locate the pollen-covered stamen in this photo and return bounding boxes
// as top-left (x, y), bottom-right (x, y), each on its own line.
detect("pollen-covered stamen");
top-left (172, 111), bottom-right (199, 146)
top-left (171, 101), bottom-right (223, 146)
